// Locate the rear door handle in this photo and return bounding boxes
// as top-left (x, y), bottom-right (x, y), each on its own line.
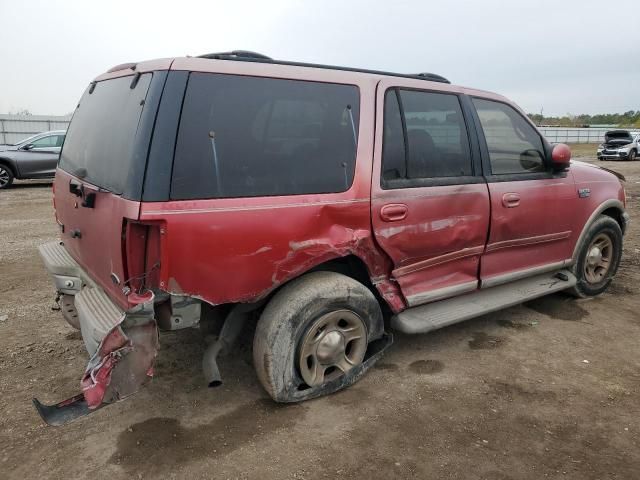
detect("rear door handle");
top-left (69, 181), bottom-right (82, 197)
top-left (502, 193), bottom-right (521, 208)
top-left (380, 203), bottom-right (408, 222)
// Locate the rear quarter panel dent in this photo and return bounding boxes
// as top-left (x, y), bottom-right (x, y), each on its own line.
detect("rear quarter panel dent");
top-left (143, 201), bottom-right (402, 311)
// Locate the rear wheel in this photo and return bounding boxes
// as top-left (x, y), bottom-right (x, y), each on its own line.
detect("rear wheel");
top-left (570, 216), bottom-right (623, 297)
top-left (253, 271), bottom-right (383, 402)
top-left (0, 165), bottom-right (14, 189)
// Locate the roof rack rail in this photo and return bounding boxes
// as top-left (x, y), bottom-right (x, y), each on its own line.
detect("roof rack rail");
top-left (196, 51), bottom-right (451, 84)
top-left (414, 72), bottom-right (450, 83)
top-left (198, 50), bottom-right (273, 60)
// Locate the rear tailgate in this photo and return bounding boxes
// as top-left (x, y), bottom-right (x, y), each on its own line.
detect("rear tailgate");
top-left (54, 70), bottom-right (166, 309)
top-left (54, 170), bottom-right (139, 309)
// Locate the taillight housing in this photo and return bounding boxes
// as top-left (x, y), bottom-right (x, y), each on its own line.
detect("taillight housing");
top-left (122, 220), bottom-right (164, 295)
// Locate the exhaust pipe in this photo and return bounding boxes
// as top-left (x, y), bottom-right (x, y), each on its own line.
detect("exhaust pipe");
top-left (202, 340), bottom-right (224, 387)
top-left (202, 305), bottom-right (249, 388)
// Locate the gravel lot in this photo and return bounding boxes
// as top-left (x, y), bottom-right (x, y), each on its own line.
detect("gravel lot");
top-left (1, 155), bottom-right (639, 480)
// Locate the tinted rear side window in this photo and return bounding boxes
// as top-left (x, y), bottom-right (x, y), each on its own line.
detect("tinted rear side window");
top-left (171, 73), bottom-right (360, 200)
top-left (59, 74), bottom-right (152, 194)
top-left (382, 89), bottom-right (472, 188)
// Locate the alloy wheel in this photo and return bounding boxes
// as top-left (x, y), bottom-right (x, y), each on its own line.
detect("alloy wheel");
top-left (584, 233), bottom-right (613, 284)
top-left (0, 167), bottom-right (10, 188)
top-left (298, 309), bottom-right (367, 387)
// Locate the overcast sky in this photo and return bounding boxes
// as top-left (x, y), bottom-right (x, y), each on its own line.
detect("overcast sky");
top-left (1, 0), bottom-right (638, 116)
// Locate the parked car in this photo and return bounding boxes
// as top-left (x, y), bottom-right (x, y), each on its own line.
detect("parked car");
top-left (597, 130), bottom-right (639, 161)
top-left (35, 51), bottom-right (628, 426)
top-left (0, 130), bottom-right (66, 188)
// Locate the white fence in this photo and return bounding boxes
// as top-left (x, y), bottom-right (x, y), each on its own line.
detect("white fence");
top-left (0, 114), bottom-right (72, 144)
top-left (1, 114), bottom-right (636, 146)
top-left (538, 127), bottom-right (640, 144)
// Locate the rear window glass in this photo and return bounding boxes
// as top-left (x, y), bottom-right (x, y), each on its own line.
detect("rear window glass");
top-left (59, 74), bottom-right (152, 194)
top-left (171, 73), bottom-right (360, 200)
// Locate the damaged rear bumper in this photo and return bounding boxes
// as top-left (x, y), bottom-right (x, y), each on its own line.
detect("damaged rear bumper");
top-left (36, 241), bottom-right (159, 425)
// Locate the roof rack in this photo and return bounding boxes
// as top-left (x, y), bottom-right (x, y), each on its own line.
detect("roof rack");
top-left (197, 51), bottom-right (450, 84)
top-left (198, 50), bottom-right (273, 61)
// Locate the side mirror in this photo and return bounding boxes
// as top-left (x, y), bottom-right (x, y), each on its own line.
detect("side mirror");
top-left (551, 143), bottom-right (571, 171)
top-left (22, 143), bottom-right (34, 151)
top-left (519, 149), bottom-right (545, 172)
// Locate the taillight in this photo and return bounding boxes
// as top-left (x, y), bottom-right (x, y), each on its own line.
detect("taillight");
top-left (122, 220), bottom-right (163, 295)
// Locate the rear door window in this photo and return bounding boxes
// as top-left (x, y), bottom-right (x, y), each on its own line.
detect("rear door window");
top-left (381, 89), bottom-right (473, 187)
top-left (171, 73), bottom-right (360, 200)
top-left (472, 98), bottom-right (545, 175)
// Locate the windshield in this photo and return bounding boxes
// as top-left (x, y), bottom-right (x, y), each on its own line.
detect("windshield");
top-left (59, 73), bottom-right (152, 194)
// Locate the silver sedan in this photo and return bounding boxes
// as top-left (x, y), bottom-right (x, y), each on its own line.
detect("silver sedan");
top-left (0, 130), bottom-right (66, 189)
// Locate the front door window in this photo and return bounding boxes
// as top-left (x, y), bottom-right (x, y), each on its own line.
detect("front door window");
top-left (472, 99), bottom-right (545, 175)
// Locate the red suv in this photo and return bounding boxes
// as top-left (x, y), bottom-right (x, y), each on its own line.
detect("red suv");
top-left (35, 51), bottom-right (628, 425)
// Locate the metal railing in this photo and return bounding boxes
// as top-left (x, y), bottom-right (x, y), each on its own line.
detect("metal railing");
top-left (0, 114), bottom-right (72, 144)
top-left (1, 113), bottom-right (637, 146)
top-left (538, 127), bottom-right (640, 144)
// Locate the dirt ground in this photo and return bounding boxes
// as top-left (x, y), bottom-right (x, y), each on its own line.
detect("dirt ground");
top-left (1, 154), bottom-right (639, 480)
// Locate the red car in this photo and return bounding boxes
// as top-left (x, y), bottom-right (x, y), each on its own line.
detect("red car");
top-left (36, 51), bottom-right (628, 425)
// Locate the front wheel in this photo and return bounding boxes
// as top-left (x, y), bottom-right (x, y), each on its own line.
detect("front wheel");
top-left (253, 271), bottom-right (383, 402)
top-left (570, 216), bottom-right (623, 297)
top-left (628, 149), bottom-right (637, 161)
top-left (0, 165), bottom-right (14, 189)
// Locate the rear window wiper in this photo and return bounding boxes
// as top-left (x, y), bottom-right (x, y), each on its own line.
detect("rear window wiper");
top-left (346, 104), bottom-right (357, 148)
top-left (208, 131), bottom-right (223, 195)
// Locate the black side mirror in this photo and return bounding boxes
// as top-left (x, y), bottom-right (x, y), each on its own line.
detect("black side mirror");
top-left (22, 143), bottom-right (34, 151)
top-left (519, 149), bottom-right (545, 172)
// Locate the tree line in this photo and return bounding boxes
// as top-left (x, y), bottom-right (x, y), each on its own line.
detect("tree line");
top-left (528, 111), bottom-right (640, 128)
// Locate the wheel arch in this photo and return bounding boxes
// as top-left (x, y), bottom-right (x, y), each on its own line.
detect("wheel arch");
top-left (203, 253), bottom-right (393, 320)
top-left (601, 206), bottom-right (626, 233)
top-left (266, 253), bottom-right (391, 315)
top-left (0, 158), bottom-right (17, 177)
top-left (571, 199), bottom-right (626, 262)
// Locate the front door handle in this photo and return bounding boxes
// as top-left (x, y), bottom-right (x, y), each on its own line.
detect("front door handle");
top-left (502, 193), bottom-right (521, 208)
top-left (380, 203), bottom-right (408, 222)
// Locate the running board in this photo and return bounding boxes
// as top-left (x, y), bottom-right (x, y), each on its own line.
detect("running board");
top-left (392, 270), bottom-right (576, 334)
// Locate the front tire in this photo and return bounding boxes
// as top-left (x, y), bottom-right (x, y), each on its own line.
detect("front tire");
top-left (0, 165), bottom-right (14, 189)
top-left (253, 271), bottom-right (383, 402)
top-left (570, 216), bottom-right (623, 297)
top-left (628, 149), bottom-right (637, 161)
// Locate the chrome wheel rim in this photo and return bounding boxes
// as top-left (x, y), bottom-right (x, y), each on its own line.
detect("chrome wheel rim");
top-left (298, 309), bottom-right (367, 387)
top-left (584, 233), bottom-right (613, 284)
top-left (0, 167), bottom-right (9, 187)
